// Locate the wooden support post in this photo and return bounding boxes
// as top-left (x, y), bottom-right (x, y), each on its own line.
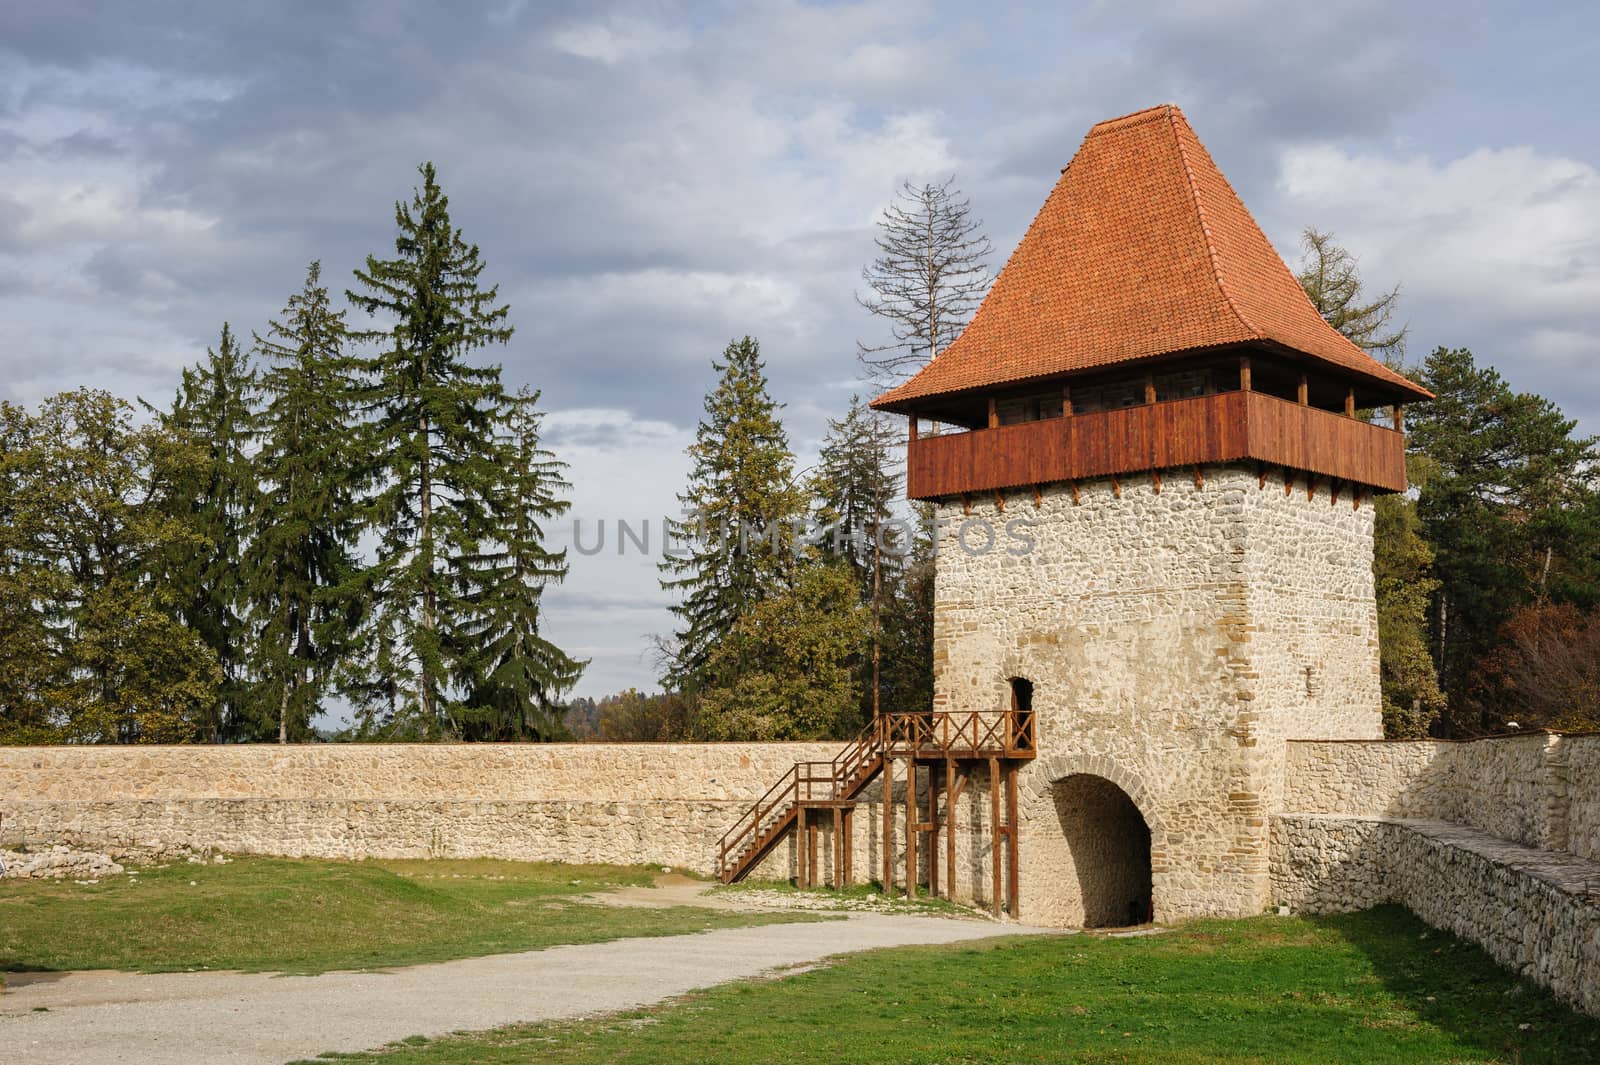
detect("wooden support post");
top-left (904, 759), bottom-right (917, 898)
top-left (1062, 385), bottom-right (1073, 417)
top-left (1193, 465), bottom-right (1204, 490)
top-left (1005, 764), bottom-right (1020, 918)
top-left (881, 758), bottom-right (893, 892)
top-left (1353, 489), bottom-right (1364, 512)
top-left (1144, 372), bottom-right (1157, 405)
top-left (1152, 469), bottom-right (1162, 494)
top-left (1111, 475), bottom-right (1121, 499)
top-left (842, 807), bottom-right (854, 886)
top-left (1239, 356), bottom-right (1252, 392)
top-left (838, 805), bottom-right (851, 889)
top-left (807, 810), bottom-right (819, 887)
top-left (987, 397), bottom-right (999, 429)
top-left (1392, 405), bottom-right (1404, 432)
top-left (1032, 484), bottom-right (1042, 508)
top-left (1331, 480), bottom-right (1341, 506)
top-left (995, 490), bottom-right (1005, 513)
top-left (945, 759), bottom-right (957, 900)
top-left (1258, 463), bottom-right (1268, 490)
top-left (796, 809), bottom-right (808, 889)
top-left (1344, 388), bottom-right (1356, 418)
top-left (1068, 480), bottom-right (1080, 505)
top-left (962, 494), bottom-right (971, 516)
top-left (989, 757), bottom-right (1002, 918)
top-left (1297, 372), bottom-right (1309, 406)
top-left (1284, 468), bottom-right (1294, 496)
top-left (908, 416), bottom-right (918, 444)
top-left (928, 767), bottom-right (940, 898)
top-left (1307, 476), bottom-right (1317, 501)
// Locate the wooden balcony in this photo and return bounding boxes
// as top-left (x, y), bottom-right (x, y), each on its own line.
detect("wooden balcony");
top-left (906, 390), bottom-right (1407, 500)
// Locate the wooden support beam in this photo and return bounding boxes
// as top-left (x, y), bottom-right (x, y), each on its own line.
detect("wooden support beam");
top-left (1345, 388), bottom-right (1356, 418)
top-left (1297, 372), bottom-right (1309, 406)
top-left (1069, 480), bottom-right (1080, 505)
top-left (1005, 764), bottom-right (1020, 918)
top-left (1307, 475), bottom-right (1317, 501)
top-left (945, 759), bottom-right (957, 901)
top-left (881, 758), bottom-right (893, 892)
top-left (995, 490), bottom-right (1005, 513)
top-left (1330, 479), bottom-right (1341, 506)
top-left (796, 810), bottom-right (808, 889)
top-left (1193, 465), bottom-right (1204, 490)
top-left (908, 416), bottom-right (918, 444)
top-left (987, 397), bottom-right (999, 429)
top-left (1284, 468), bottom-right (1294, 496)
top-left (1393, 405), bottom-right (1404, 432)
top-left (1258, 463), bottom-right (1268, 490)
top-left (838, 805), bottom-right (851, 889)
top-left (905, 758), bottom-right (917, 899)
top-left (1152, 469), bottom-right (1162, 495)
top-left (842, 807), bottom-right (854, 887)
top-left (962, 494), bottom-right (971, 516)
top-left (1111, 475), bottom-right (1122, 499)
top-left (1353, 489), bottom-right (1364, 512)
top-left (1032, 484), bottom-right (1042, 508)
top-left (989, 757), bottom-right (1002, 918)
top-left (1239, 356), bottom-right (1252, 392)
top-left (1062, 385), bottom-right (1073, 417)
top-left (928, 767), bottom-right (940, 898)
top-left (808, 810), bottom-right (819, 887)
top-left (1144, 372), bottom-right (1157, 405)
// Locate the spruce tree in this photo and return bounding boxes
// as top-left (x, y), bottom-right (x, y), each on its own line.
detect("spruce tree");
top-left (659, 337), bottom-right (804, 695)
top-left (454, 387), bottom-right (585, 740)
top-left (813, 395), bottom-right (901, 720)
top-left (348, 162), bottom-right (514, 737)
top-left (158, 324), bottom-right (257, 741)
top-left (247, 261), bottom-right (367, 743)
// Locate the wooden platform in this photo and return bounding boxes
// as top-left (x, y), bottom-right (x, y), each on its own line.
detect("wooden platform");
top-left (716, 710), bottom-right (1037, 916)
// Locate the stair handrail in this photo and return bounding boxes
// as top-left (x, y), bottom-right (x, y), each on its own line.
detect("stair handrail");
top-left (716, 762), bottom-right (799, 880)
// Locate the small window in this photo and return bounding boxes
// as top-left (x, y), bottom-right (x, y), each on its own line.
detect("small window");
top-left (1010, 677), bottom-right (1033, 713)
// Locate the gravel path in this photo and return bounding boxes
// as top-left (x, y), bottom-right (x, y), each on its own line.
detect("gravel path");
top-left (1, 915), bottom-right (1054, 1065)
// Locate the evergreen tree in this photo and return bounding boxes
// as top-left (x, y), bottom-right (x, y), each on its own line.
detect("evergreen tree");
top-left (247, 261), bottom-right (367, 743)
top-left (454, 387), bottom-right (585, 740)
top-left (347, 162), bottom-right (514, 737)
top-left (1373, 456), bottom-right (1447, 737)
top-left (0, 401), bottom-right (69, 742)
top-left (158, 324), bottom-right (257, 741)
top-left (1296, 228), bottom-right (1408, 364)
top-left (813, 395), bottom-right (901, 721)
top-left (659, 337), bottom-right (805, 696)
top-left (1410, 346), bottom-right (1597, 730)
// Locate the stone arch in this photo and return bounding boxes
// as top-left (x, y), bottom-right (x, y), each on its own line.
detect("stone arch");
top-left (1035, 755), bottom-right (1158, 928)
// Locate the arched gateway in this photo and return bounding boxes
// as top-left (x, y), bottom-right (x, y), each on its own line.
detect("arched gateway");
top-left (717, 103), bottom-right (1427, 926)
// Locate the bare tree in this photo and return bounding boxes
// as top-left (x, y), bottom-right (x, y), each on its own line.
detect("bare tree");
top-left (1296, 227), bottom-right (1408, 366)
top-left (857, 177), bottom-right (994, 385)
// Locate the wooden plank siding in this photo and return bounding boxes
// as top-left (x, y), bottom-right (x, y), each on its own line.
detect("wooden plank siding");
top-left (905, 391), bottom-right (1406, 500)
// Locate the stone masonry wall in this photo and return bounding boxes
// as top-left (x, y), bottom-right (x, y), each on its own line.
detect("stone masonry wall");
top-left (932, 466), bottom-right (1380, 925)
top-left (0, 742), bottom-right (839, 876)
top-left (1285, 733), bottom-right (1598, 858)
top-left (1272, 814), bottom-right (1600, 1018)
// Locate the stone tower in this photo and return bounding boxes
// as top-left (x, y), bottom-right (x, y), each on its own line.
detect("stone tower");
top-left (870, 104), bottom-right (1431, 925)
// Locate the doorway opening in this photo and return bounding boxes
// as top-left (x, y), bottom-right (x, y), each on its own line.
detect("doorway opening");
top-left (1053, 773), bottom-right (1152, 927)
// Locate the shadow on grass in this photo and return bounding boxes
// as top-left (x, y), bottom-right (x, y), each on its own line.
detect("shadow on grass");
top-left (1308, 905), bottom-right (1600, 1065)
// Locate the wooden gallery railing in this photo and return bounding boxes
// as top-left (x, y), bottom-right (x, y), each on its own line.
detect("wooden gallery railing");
top-left (715, 709), bottom-right (1037, 917)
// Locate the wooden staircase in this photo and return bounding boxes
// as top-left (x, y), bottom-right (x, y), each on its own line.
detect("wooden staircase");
top-left (715, 709), bottom-right (1037, 912)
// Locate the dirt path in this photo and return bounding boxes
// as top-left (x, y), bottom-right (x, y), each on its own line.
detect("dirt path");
top-left (1, 914), bottom-right (1054, 1065)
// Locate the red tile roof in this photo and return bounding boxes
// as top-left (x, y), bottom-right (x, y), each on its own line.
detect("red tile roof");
top-left (872, 104), bottom-right (1431, 411)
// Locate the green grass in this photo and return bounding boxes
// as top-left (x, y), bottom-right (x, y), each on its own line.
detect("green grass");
top-left (297, 907), bottom-right (1600, 1065)
top-left (714, 877), bottom-right (981, 917)
top-left (0, 856), bottom-right (820, 974)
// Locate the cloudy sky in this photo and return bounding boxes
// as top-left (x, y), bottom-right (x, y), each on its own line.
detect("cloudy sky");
top-left (3, 1), bottom-right (1597, 698)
